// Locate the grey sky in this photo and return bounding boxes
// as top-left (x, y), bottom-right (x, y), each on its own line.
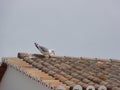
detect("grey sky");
top-left (0, 0), bottom-right (120, 60)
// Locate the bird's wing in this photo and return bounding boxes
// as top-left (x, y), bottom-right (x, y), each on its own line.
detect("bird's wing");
top-left (34, 43), bottom-right (48, 53)
top-left (39, 45), bottom-right (49, 52)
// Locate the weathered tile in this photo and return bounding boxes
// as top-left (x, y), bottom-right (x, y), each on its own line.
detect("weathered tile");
top-left (13, 52), bottom-right (120, 89)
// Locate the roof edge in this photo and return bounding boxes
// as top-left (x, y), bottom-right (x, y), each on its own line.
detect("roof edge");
top-left (1, 57), bottom-right (69, 90)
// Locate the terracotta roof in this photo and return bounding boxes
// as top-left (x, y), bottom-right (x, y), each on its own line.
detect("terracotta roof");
top-left (1, 52), bottom-right (120, 90)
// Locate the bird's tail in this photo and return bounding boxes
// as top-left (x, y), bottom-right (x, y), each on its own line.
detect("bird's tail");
top-left (34, 42), bottom-right (39, 49)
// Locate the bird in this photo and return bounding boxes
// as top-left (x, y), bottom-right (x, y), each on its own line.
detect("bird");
top-left (34, 42), bottom-right (55, 56)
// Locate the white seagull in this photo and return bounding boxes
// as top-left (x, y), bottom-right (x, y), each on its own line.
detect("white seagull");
top-left (34, 42), bottom-right (55, 56)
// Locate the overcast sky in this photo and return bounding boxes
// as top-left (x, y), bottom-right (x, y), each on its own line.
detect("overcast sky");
top-left (0, 0), bottom-right (120, 60)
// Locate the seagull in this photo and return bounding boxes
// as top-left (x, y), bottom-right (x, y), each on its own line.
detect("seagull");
top-left (34, 42), bottom-right (55, 56)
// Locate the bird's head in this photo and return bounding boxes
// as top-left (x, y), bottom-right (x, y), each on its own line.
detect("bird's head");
top-left (49, 49), bottom-right (55, 56)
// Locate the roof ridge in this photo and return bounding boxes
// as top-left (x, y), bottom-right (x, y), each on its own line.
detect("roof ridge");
top-left (18, 52), bottom-right (120, 62)
top-left (51, 55), bottom-right (120, 62)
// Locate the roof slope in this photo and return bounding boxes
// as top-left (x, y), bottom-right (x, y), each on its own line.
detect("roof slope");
top-left (1, 52), bottom-right (120, 90)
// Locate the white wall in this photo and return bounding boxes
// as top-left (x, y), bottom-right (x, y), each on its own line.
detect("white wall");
top-left (0, 66), bottom-right (51, 90)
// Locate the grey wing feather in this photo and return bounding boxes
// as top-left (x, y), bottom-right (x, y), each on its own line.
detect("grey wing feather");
top-left (39, 45), bottom-right (49, 52)
top-left (34, 43), bottom-right (48, 53)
